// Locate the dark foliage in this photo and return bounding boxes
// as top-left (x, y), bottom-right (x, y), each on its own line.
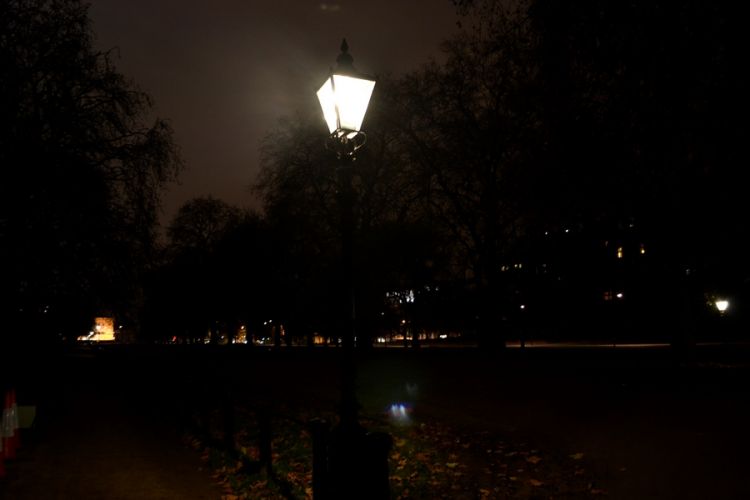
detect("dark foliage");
top-left (0, 0), bottom-right (181, 345)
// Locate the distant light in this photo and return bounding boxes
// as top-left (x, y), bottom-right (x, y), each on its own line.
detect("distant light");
top-left (715, 300), bottom-right (730, 313)
top-left (520, 304), bottom-right (526, 310)
top-left (439, 334), bottom-right (448, 339)
top-left (319, 3), bottom-right (341, 12)
top-left (389, 403), bottom-right (411, 425)
top-left (616, 293), bottom-right (624, 299)
top-left (640, 244), bottom-right (646, 255)
top-left (617, 247), bottom-right (623, 259)
top-left (565, 229), bottom-right (569, 233)
top-left (376, 337), bottom-right (386, 343)
top-left (401, 319), bottom-right (406, 325)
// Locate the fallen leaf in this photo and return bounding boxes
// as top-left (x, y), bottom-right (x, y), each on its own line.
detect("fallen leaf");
top-left (446, 462), bottom-right (459, 469)
top-left (526, 455), bottom-right (542, 465)
top-left (570, 452), bottom-right (585, 460)
top-left (529, 479), bottom-right (543, 487)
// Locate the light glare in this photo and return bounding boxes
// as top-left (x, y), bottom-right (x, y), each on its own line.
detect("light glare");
top-left (317, 74), bottom-right (375, 133)
top-left (389, 403), bottom-right (411, 425)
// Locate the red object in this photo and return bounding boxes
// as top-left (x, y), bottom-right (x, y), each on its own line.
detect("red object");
top-left (2, 389), bottom-right (19, 461)
top-left (0, 436), bottom-right (5, 477)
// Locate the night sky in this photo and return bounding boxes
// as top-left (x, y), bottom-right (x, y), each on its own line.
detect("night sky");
top-left (88, 0), bottom-right (459, 226)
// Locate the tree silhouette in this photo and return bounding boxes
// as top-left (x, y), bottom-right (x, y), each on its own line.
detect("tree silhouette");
top-left (256, 88), bottom-right (449, 346)
top-left (0, 0), bottom-right (181, 345)
top-left (394, 2), bottom-right (544, 347)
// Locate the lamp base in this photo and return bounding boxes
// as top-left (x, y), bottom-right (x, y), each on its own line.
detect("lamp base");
top-left (310, 418), bottom-right (392, 500)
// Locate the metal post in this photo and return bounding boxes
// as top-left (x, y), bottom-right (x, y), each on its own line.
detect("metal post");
top-left (336, 152), bottom-right (360, 433)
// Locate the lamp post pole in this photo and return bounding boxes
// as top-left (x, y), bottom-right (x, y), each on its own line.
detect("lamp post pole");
top-left (336, 143), bottom-right (358, 432)
top-left (312, 39), bottom-right (390, 500)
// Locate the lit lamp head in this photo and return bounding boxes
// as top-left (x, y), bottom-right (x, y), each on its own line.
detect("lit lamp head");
top-left (317, 39), bottom-right (376, 156)
top-left (715, 299), bottom-right (730, 314)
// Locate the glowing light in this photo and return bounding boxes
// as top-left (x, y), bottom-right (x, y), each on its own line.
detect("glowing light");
top-left (715, 300), bottom-right (730, 313)
top-left (616, 293), bottom-right (624, 299)
top-left (640, 244), bottom-right (646, 255)
top-left (617, 247), bottom-right (623, 259)
top-left (389, 403), bottom-right (411, 425)
top-left (79, 317), bottom-right (115, 342)
top-left (439, 334), bottom-right (448, 339)
top-left (317, 74), bottom-right (375, 134)
top-left (520, 304), bottom-right (526, 310)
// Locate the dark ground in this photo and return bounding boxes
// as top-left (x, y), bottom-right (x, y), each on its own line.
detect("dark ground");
top-left (2, 343), bottom-right (750, 499)
top-left (0, 347), bottom-right (223, 500)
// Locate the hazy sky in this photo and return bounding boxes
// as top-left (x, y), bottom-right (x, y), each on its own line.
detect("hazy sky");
top-left (88, 1), bottom-right (460, 227)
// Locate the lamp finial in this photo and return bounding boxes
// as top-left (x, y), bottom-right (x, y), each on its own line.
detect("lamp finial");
top-left (336, 38), bottom-right (354, 71)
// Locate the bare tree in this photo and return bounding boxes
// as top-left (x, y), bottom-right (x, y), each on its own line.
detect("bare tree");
top-left (0, 0), bottom-right (182, 343)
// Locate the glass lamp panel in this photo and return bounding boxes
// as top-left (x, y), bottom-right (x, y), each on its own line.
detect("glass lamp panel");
top-left (332, 74), bottom-right (375, 132)
top-left (316, 77), bottom-right (338, 133)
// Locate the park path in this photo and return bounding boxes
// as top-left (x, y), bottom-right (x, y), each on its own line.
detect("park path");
top-left (0, 356), bottom-right (222, 500)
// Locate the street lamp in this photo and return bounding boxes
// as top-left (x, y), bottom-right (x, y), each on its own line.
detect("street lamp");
top-left (715, 299), bottom-right (730, 314)
top-left (316, 39), bottom-right (376, 158)
top-left (310, 40), bottom-right (390, 500)
top-left (316, 38), bottom-right (375, 426)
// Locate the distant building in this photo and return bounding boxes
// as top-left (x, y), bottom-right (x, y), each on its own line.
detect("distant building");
top-left (77, 317), bottom-right (116, 342)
